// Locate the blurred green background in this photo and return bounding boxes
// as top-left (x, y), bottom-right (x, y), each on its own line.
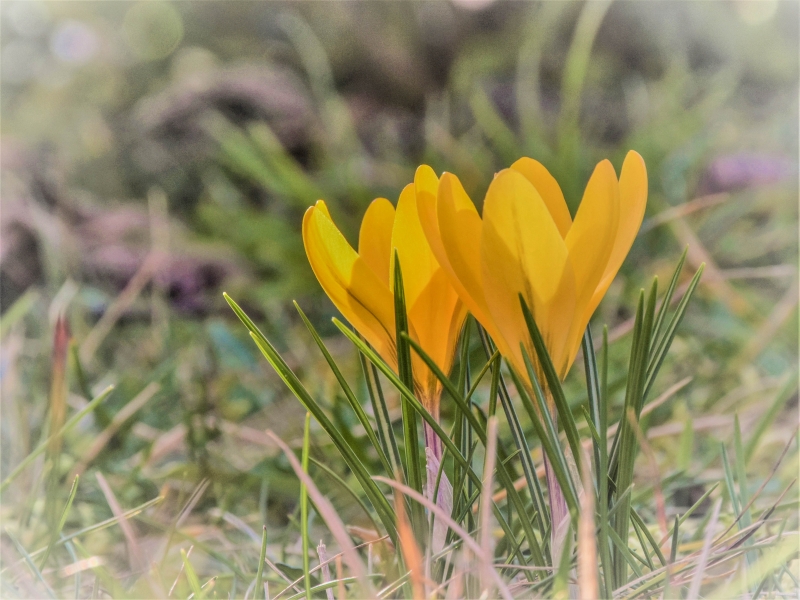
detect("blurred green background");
top-left (1, 0), bottom-right (797, 596)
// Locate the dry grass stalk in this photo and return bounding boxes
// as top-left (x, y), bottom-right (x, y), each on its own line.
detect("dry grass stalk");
top-left (687, 498), bottom-right (722, 599)
top-left (578, 447), bottom-right (599, 600)
top-left (394, 484), bottom-right (425, 599)
top-left (317, 541), bottom-right (335, 600)
top-left (95, 472), bottom-right (164, 597)
top-left (80, 250), bottom-right (165, 365)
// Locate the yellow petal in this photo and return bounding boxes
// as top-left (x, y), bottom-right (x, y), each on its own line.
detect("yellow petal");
top-left (396, 172), bottom-right (468, 401)
top-left (414, 164), bottom-right (439, 199)
top-left (587, 151), bottom-right (648, 316)
top-left (432, 173), bottom-right (517, 363)
top-left (563, 160), bottom-right (620, 367)
top-left (415, 165), bottom-right (450, 272)
top-left (481, 169), bottom-right (576, 377)
top-left (303, 201), bottom-right (397, 369)
top-left (435, 173), bottom-right (491, 323)
top-left (358, 198), bottom-right (395, 286)
top-left (391, 183), bottom-right (439, 308)
top-left (408, 268), bottom-right (467, 403)
top-left (510, 157), bottom-right (573, 238)
top-left (314, 200), bottom-right (332, 219)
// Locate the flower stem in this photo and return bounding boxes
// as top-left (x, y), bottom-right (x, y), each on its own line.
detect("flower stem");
top-left (423, 421), bottom-right (443, 463)
top-left (544, 451), bottom-right (569, 563)
top-left (421, 400), bottom-right (452, 554)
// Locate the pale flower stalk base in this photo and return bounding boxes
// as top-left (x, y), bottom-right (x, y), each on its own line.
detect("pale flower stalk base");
top-left (545, 446), bottom-right (570, 565)
top-left (422, 420), bottom-right (443, 464)
top-left (425, 445), bottom-right (453, 554)
top-left (422, 399), bottom-right (452, 555)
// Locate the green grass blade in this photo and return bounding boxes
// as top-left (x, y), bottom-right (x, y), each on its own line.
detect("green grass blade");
top-left (630, 507), bottom-right (666, 567)
top-left (600, 325), bottom-right (609, 439)
top-left (309, 457), bottom-right (379, 533)
top-left (61, 495), bottom-right (164, 549)
top-left (552, 525), bottom-right (574, 596)
top-left (6, 529), bottom-right (56, 599)
top-left (392, 255), bottom-right (425, 537)
top-left (38, 474), bottom-right (80, 570)
top-left (61, 538), bottom-right (80, 600)
top-left (606, 527), bottom-right (644, 580)
top-left (732, 414), bottom-right (758, 573)
top-left (181, 548), bottom-right (203, 598)
top-left (473, 404), bottom-right (513, 467)
top-left (581, 405), bottom-right (602, 447)
top-left (295, 302), bottom-right (393, 475)
top-left (581, 328), bottom-right (602, 487)
top-left (366, 332), bottom-right (539, 570)
top-left (254, 526), bottom-right (268, 600)
top-left (224, 293), bottom-right (398, 543)
top-left (598, 325), bottom-right (613, 597)
top-left (465, 349), bottom-right (500, 407)
top-left (478, 327), bottom-right (548, 539)
top-left (191, 576), bottom-right (218, 600)
top-left (457, 316), bottom-right (473, 392)
top-left (631, 516), bottom-right (655, 570)
top-left (637, 279), bottom-right (659, 416)
top-left (733, 415), bottom-right (752, 532)
top-left (669, 515), bottom-right (680, 564)
top-left (608, 289), bottom-right (649, 474)
top-left (721, 443), bottom-right (742, 518)
top-left (360, 350), bottom-right (403, 479)
top-left (611, 281), bottom-right (657, 587)
top-left (247, 330), bottom-right (398, 542)
top-left (402, 332), bottom-right (547, 566)
top-left (689, 501), bottom-right (716, 543)
top-left (0, 385), bottom-right (114, 494)
top-left (607, 484), bottom-right (634, 523)
top-left (70, 341), bottom-right (96, 405)
top-left (643, 264), bottom-right (704, 401)
top-left (398, 335), bottom-right (486, 444)
top-left (0, 288), bottom-right (37, 340)
top-left (676, 482), bottom-right (719, 529)
top-left (651, 247), bottom-right (688, 349)
top-left (487, 349), bottom-right (501, 418)
top-left (454, 319), bottom-right (473, 536)
top-left (513, 357), bottom-right (579, 517)
top-left (342, 322), bottom-right (538, 569)
top-left (519, 294), bottom-right (583, 477)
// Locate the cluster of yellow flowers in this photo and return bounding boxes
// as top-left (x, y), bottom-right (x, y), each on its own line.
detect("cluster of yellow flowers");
top-left (303, 152), bottom-right (647, 420)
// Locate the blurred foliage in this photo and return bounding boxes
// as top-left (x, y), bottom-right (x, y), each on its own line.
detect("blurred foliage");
top-left (1, 1), bottom-right (797, 597)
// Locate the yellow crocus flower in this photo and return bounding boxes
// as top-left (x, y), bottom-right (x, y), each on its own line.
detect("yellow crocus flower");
top-left (302, 174), bottom-right (468, 423)
top-left (418, 151), bottom-right (648, 384)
